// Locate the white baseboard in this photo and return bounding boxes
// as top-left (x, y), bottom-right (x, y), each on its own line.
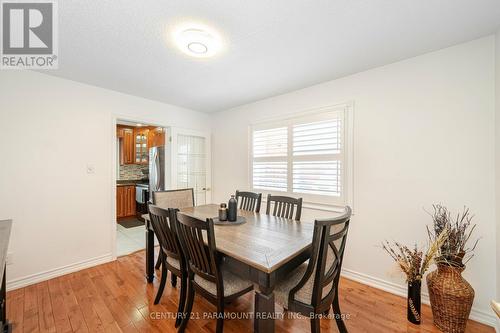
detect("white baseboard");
top-left (341, 268), bottom-right (496, 328)
top-left (496, 317), bottom-right (500, 333)
top-left (6, 253), bottom-right (114, 291)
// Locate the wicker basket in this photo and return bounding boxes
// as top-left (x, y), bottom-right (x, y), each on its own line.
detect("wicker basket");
top-left (426, 264), bottom-right (474, 333)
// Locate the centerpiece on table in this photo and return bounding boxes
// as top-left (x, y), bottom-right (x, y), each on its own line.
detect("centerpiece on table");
top-left (426, 205), bottom-right (479, 333)
top-left (382, 228), bottom-right (448, 325)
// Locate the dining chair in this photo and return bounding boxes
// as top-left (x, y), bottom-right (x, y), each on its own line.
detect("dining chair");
top-left (266, 194), bottom-right (303, 221)
top-left (152, 188), bottom-right (194, 271)
top-left (172, 209), bottom-right (254, 333)
top-left (273, 206), bottom-right (352, 333)
top-left (148, 205), bottom-right (187, 328)
top-left (152, 188), bottom-right (195, 209)
top-left (235, 190), bottom-right (262, 213)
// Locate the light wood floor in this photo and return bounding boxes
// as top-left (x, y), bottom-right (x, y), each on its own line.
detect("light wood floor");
top-left (6, 250), bottom-right (494, 333)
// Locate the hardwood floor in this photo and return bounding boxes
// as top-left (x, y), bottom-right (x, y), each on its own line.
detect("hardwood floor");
top-left (7, 250), bottom-right (494, 333)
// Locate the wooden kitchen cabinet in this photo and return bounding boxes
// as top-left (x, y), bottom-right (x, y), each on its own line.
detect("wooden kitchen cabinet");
top-left (134, 128), bottom-right (150, 164)
top-left (116, 185), bottom-right (136, 219)
top-left (117, 127), bottom-right (123, 138)
top-left (148, 127), bottom-right (166, 148)
top-left (117, 126), bottom-right (134, 164)
top-left (118, 125), bottom-right (165, 165)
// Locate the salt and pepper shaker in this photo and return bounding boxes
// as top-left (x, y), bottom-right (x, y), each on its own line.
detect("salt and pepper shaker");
top-left (228, 195), bottom-right (237, 222)
top-left (218, 203), bottom-right (228, 221)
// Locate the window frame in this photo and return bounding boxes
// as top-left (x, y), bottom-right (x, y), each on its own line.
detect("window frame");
top-left (248, 103), bottom-right (353, 210)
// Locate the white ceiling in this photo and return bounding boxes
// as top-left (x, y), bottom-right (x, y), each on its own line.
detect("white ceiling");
top-left (49, 0), bottom-right (500, 113)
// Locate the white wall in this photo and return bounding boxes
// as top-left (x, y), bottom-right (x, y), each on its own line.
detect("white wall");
top-left (211, 36), bottom-right (496, 325)
top-left (0, 70), bottom-right (210, 288)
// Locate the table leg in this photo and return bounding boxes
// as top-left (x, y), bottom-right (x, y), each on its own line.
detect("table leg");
top-left (254, 287), bottom-right (275, 333)
top-left (145, 221), bottom-right (154, 283)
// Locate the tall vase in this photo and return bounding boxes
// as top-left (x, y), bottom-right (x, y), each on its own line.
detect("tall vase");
top-left (407, 281), bottom-right (421, 324)
top-left (426, 264), bottom-right (474, 333)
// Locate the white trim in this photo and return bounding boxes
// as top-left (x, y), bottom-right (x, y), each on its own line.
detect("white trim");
top-left (341, 268), bottom-right (497, 327)
top-left (495, 317), bottom-right (500, 333)
top-left (7, 253), bottom-right (113, 291)
top-left (110, 115), bottom-right (118, 260)
top-left (344, 102), bottom-right (354, 209)
top-left (260, 198), bottom-right (348, 213)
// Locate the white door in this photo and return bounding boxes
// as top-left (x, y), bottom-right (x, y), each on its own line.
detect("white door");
top-left (171, 129), bottom-right (211, 205)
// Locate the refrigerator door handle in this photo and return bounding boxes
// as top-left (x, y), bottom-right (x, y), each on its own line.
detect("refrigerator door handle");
top-left (155, 153), bottom-right (161, 191)
top-left (150, 148), bottom-right (157, 192)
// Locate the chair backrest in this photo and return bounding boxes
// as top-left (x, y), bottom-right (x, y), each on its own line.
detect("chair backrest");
top-left (171, 209), bottom-right (223, 293)
top-left (152, 188), bottom-right (194, 209)
top-left (265, 194), bottom-right (303, 221)
top-left (235, 190), bottom-right (262, 213)
top-left (289, 206), bottom-right (352, 308)
top-left (148, 205), bottom-right (183, 263)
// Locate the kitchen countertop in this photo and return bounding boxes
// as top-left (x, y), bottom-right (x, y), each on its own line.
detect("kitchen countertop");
top-left (117, 179), bottom-right (148, 186)
top-left (0, 220), bottom-right (12, 286)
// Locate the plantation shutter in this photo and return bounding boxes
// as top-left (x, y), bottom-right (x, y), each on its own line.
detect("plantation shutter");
top-left (252, 127), bottom-right (287, 191)
top-left (292, 118), bottom-right (342, 197)
top-left (251, 106), bottom-right (346, 206)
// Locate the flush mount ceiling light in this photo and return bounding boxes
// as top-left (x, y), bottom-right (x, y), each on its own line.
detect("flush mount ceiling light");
top-left (172, 23), bottom-right (223, 58)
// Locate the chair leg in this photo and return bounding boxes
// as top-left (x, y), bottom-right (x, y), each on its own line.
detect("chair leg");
top-left (216, 299), bottom-right (224, 333)
top-left (153, 261), bottom-right (167, 305)
top-left (155, 252), bottom-right (162, 270)
top-left (171, 272), bottom-right (177, 287)
top-left (310, 316), bottom-right (320, 333)
top-left (175, 274), bottom-right (187, 328)
top-left (332, 289), bottom-right (348, 333)
top-left (178, 280), bottom-right (195, 333)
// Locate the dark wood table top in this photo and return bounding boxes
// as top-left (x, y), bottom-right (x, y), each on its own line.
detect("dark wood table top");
top-left (180, 204), bottom-right (316, 273)
top-left (143, 205), bottom-right (316, 273)
top-left (0, 220), bottom-right (12, 285)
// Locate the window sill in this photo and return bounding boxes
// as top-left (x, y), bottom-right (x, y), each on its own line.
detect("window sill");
top-left (261, 199), bottom-right (351, 214)
top-left (302, 202), bottom-right (349, 213)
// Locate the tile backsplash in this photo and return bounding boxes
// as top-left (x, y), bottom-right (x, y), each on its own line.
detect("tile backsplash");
top-left (119, 164), bottom-right (149, 180)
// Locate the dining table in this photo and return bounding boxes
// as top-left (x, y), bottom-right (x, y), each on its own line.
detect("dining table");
top-left (143, 204), bottom-right (315, 333)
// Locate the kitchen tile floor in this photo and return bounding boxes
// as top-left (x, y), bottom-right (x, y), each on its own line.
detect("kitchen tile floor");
top-left (116, 223), bottom-right (158, 257)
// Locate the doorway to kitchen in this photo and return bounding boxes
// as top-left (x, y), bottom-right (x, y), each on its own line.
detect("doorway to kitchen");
top-left (112, 118), bottom-right (212, 259)
top-left (115, 119), bottom-right (167, 256)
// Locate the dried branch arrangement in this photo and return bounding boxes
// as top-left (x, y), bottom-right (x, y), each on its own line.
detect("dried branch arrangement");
top-left (382, 228), bottom-right (448, 283)
top-left (426, 204), bottom-right (479, 267)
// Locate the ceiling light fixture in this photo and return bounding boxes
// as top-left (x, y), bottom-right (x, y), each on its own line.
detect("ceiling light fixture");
top-left (172, 23), bottom-right (223, 58)
top-left (187, 42), bottom-right (208, 54)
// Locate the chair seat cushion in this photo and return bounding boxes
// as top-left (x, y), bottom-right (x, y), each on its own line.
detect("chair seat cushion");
top-left (274, 261), bottom-right (334, 307)
top-left (194, 269), bottom-right (253, 297)
top-left (166, 256), bottom-right (180, 270)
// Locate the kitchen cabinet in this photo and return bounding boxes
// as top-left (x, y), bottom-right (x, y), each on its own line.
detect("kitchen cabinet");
top-left (148, 127), bottom-right (166, 148)
top-left (134, 128), bottom-right (149, 164)
top-left (117, 126), bottom-right (134, 164)
top-left (118, 125), bottom-right (165, 165)
top-left (116, 185), bottom-right (136, 218)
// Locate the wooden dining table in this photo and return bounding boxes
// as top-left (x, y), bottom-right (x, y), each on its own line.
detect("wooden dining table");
top-left (144, 204), bottom-right (315, 333)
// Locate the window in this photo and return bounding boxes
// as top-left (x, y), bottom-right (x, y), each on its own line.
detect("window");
top-left (250, 104), bottom-right (352, 207)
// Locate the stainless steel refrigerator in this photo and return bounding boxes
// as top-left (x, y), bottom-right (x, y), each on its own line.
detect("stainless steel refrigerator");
top-left (149, 146), bottom-right (165, 192)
